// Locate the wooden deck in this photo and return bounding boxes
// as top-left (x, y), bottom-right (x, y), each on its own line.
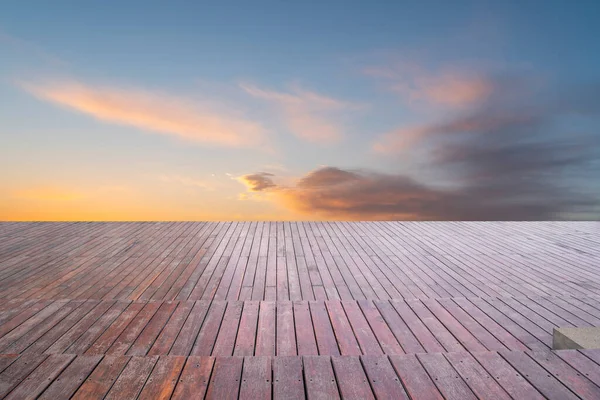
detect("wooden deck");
top-left (0, 221), bottom-right (599, 398)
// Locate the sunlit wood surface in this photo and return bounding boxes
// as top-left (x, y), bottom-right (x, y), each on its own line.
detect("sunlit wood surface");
top-left (0, 222), bottom-right (599, 398)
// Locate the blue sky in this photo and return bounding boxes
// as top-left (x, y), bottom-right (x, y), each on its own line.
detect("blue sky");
top-left (1, 1), bottom-right (599, 220)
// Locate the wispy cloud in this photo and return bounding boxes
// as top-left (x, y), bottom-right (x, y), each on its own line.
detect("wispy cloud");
top-left (21, 80), bottom-right (269, 148)
top-left (241, 83), bottom-right (357, 144)
top-left (365, 63), bottom-right (493, 108)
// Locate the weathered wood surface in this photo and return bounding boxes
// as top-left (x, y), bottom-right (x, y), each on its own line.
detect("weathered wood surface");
top-left (0, 221), bottom-right (599, 399)
top-left (0, 352), bottom-right (597, 399)
top-left (1, 222), bottom-right (599, 302)
top-left (0, 296), bottom-right (598, 357)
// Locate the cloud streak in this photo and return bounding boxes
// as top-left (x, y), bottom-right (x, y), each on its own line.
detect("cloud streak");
top-left (365, 63), bottom-right (494, 107)
top-left (241, 83), bottom-right (357, 144)
top-left (22, 80), bottom-right (269, 148)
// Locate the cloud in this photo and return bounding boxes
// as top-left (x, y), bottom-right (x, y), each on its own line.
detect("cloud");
top-left (238, 74), bottom-right (600, 220)
top-left (237, 172), bottom-right (277, 192)
top-left (373, 108), bottom-right (541, 153)
top-left (365, 63), bottom-right (494, 108)
top-left (237, 164), bottom-right (598, 220)
top-left (21, 80), bottom-right (269, 148)
top-left (241, 83), bottom-right (357, 144)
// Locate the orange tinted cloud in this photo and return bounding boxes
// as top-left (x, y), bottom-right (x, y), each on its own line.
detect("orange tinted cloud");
top-left (241, 83), bottom-right (357, 144)
top-left (22, 80), bottom-right (269, 148)
top-left (365, 64), bottom-right (493, 107)
top-left (372, 126), bottom-right (428, 153)
top-left (415, 74), bottom-right (493, 106)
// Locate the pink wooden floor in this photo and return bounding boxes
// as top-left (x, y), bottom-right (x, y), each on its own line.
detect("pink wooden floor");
top-left (0, 221), bottom-right (599, 398)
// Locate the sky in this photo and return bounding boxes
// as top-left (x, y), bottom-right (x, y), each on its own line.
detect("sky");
top-left (1, 0), bottom-right (599, 221)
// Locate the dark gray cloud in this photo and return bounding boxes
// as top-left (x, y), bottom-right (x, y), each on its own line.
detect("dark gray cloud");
top-left (266, 167), bottom-right (596, 220)
top-left (238, 172), bottom-right (277, 192)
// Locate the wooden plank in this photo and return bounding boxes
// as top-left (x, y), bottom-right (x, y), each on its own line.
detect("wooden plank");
top-left (343, 301), bottom-right (383, 355)
top-left (528, 350), bottom-right (600, 399)
top-left (234, 301), bottom-right (260, 356)
top-left (127, 301), bottom-right (178, 356)
top-left (205, 356), bottom-right (243, 400)
top-left (212, 301), bottom-right (243, 356)
top-left (273, 356), bottom-right (305, 399)
top-left (467, 297), bottom-right (549, 351)
top-left (391, 299), bottom-right (444, 353)
top-left (294, 301), bottom-right (318, 355)
top-left (417, 353), bottom-right (478, 400)
top-left (85, 302), bottom-right (145, 355)
top-left (422, 299), bottom-right (487, 352)
top-left (331, 355), bottom-right (375, 399)
top-left (38, 355), bottom-right (103, 399)
top-left (471, 351), bottom-right (544, 400)
top-left (21, 300), bottom-right (100, 354)
top-left (0, 300), bottom-right (50, 339)
top-left (499, 350), bottom-right (578, 400)
top-left (361, 355), bottom-right (409, 400)
top-left (4, 354), bottom-right (74, 400)
top-left (375, 300), bottom-right (424, 353)
top-left (580, 349), bottom-right (600, 365)
top-left (104, 356), bottom-right (159, 400)
top-left (358, 300), bottom-right (404, 355)
top-left (67, 300), bottom-right (132, 354)
top-left (0, 300), bottom-right (69, 351)
top-left (171, 356), bottom-right (214, 400)
top-left (0, 355), bottom-right (19, 374)
top-left (0, 353), bottom-right (48, 398)
top-left (239, 356), bottom-right (271, 399)
top-left (138, 355), bottom-right (186, 400)
top-left (444, 351), bottom-right (511, 400)
top-left (105, 302), bottom-right (161, 355)
top-left (326, 300), bottom-right (362, 355)
top-left (437, 297), bottom-right (507, 351)
top-left (191, 301), bottom-right (227, 356)
top-left (255, 301), bottom-right (276, 356)
top-left (72, 355), bottom-right (131, 399)
top-left (389, 354), bottom-right (443, 400)
top-left (303, 355), bottom-right (340, 400)
top-left (556, 349), bottom-right (600, 387)
top-left (148, 301), bottom-right (194, 355)
top-left (169, 300), bottom-right (210, 356)
top-left (309, 301), bottom-right (340, 355)
top-left (452, 297), bottom-right (529, 351)
top-left (276, 301), bottom-right (297, 356)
